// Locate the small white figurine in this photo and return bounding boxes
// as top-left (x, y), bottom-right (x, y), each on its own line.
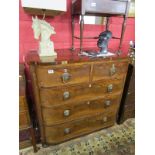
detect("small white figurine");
top-left (32, 16), bottom-right (57, 57)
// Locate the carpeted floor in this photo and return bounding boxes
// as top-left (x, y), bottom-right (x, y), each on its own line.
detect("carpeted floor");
top-left (20, 118), bottom-right (135, 155)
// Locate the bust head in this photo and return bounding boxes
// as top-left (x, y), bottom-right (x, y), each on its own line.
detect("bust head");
top-left (97, 30), bottom-right (112, 54)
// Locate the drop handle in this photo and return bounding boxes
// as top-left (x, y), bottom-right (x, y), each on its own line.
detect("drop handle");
top-left (103, 116), bottom-right (108, 123)
top-left (64, 110), bottom-right (70, 117)
top-left (110, 64), bottom-right (116, 76)
top-left (61, 69), bottom-right (71, 83)
top-left (104, 100), bottom-right (111, 107)
top-left (63, 91), bottom-right (70, 100)
top-left (107, 84), bottom-right (113, 93)
top-left (64, 128), bottom-right (70, 134)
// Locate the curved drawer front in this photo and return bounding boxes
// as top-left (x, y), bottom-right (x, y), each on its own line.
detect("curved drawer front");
top-left (44, 113), bottom-right (115, 144)
top-left (36, 64), bottom-right (90, 87)
top-left (40, 79), bottom-right (124, 107)
top-left (91, 79), bottom-right (124, 95)
top-left (92, 61), bottom-right (128, 81)
top-left (40, 83), bottom-right (91, 107)
top-left (42, 95), bottom-right (121, 125)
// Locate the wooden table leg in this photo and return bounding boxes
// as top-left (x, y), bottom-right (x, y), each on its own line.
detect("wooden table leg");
top-left (80, 15), bottom-right (84, 52)
top-left (106, 17), bottom-right (110, 31)
top-left (71, 14), bottom-right (75, 51)
top-left (29, 127), bottom-right (38, 153)
top-left (118, 15), bottom-right (127, 55)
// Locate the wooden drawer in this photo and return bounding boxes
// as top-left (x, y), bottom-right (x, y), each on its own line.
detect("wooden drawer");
top-left (19, 112), bottom-right (30, 129)
top-left (19, 96), bottom-right (28, 112)
top-left (40, 79), bottom-right (124, 106)
top-left (44, 112), bottom-right (115, 144)
top-left (92, 61), bottom-right (128, 82)
top-left (36, 63), bottom-right (90, 87)
top-left (85, 0), bottom-right (127, 15)
top-left (42, 94), bottom-right (120, 125)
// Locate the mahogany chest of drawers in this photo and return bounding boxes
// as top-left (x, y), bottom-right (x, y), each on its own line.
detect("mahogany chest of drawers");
top-left (28, 50), bottom-right (129, 145)
top-left (19, 64), bottom-right (37, 152)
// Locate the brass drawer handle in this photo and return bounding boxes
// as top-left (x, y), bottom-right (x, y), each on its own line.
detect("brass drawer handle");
top-left (103, 116), bottom-right (108, 123)
top-left (61, 69), bottom-right (71, 83)
top-left (63, 91), bottom-right (70, 100)
top-left (86, 101), bottom-right (90, 105)
top-left (107, 84), bottom-right (113, 93)
top-left (64, 110), bottom-right (70, 117)
top-left (110, 64), bottom-right (116, 76)
top-left (104, 100), bottom-right (111, 107)
top-left (64, 128), bottom-right (70, 134)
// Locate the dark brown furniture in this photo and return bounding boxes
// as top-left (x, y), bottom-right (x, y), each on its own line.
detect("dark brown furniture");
top-left (19, 64), bottom-right (38, 152)
top-left (71, 0), bottom-right (130, 53)
top-left (117, 44), bottom-right (135, 123)
top-left (26, 49), bottom-right (129, 146)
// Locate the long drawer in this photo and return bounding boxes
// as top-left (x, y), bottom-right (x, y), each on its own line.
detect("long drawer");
top-left (36, 63), bottom-right (91, 87)
top-left (44, 112), bottom-right (115, 144)
top-left (40, 79), bottom-right (124, 107)
top-left (42, 94), bottom-right (120, 125)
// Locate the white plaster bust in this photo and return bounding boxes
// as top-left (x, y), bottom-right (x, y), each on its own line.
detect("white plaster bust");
top-left (32, 16), bottom-right (57, 57)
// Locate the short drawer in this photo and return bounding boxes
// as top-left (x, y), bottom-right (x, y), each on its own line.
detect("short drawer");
top-left (42, 95), bottom-right (121, 125)
top-left (40, 79), bottom-right (124, 107)
top-left (36, 63), bottom-right (90, 87)
top-left (19, 112), bottom-right (30, 129)
top-left (92, 61), bottom-right (128, 81)
top-left (44, 112), bottom-right (115, 144)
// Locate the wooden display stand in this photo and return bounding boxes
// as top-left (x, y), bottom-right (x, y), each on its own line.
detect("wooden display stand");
top-left (71, 0), bottom-right (130, 54)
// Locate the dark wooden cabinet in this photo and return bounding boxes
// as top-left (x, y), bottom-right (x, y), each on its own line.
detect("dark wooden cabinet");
top-left (71, 0), bottom-right (130, 52)
top-left (19, 64), bottom-right (38, 152)
top-left (117, 43), bottom-right (135, 124)
top-left (27, 50), bottom-right (129, 146)
top-left (117, 63), bottom-right (135, 123)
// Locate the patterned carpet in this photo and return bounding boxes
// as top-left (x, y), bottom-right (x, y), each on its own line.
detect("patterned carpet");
top-left (20, 118), bottom-right (135, 155)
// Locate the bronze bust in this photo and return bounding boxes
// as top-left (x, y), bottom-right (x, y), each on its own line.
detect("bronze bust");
top-left (97, 30), bottom-right (112, 54)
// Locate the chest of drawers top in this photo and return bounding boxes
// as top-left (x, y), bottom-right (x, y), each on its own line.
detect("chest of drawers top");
top-left (27, 50), bottom-right (129, 87)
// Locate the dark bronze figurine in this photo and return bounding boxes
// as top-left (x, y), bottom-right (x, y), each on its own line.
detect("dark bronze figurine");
top-left (97, 30), bottom-right (112, 54)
